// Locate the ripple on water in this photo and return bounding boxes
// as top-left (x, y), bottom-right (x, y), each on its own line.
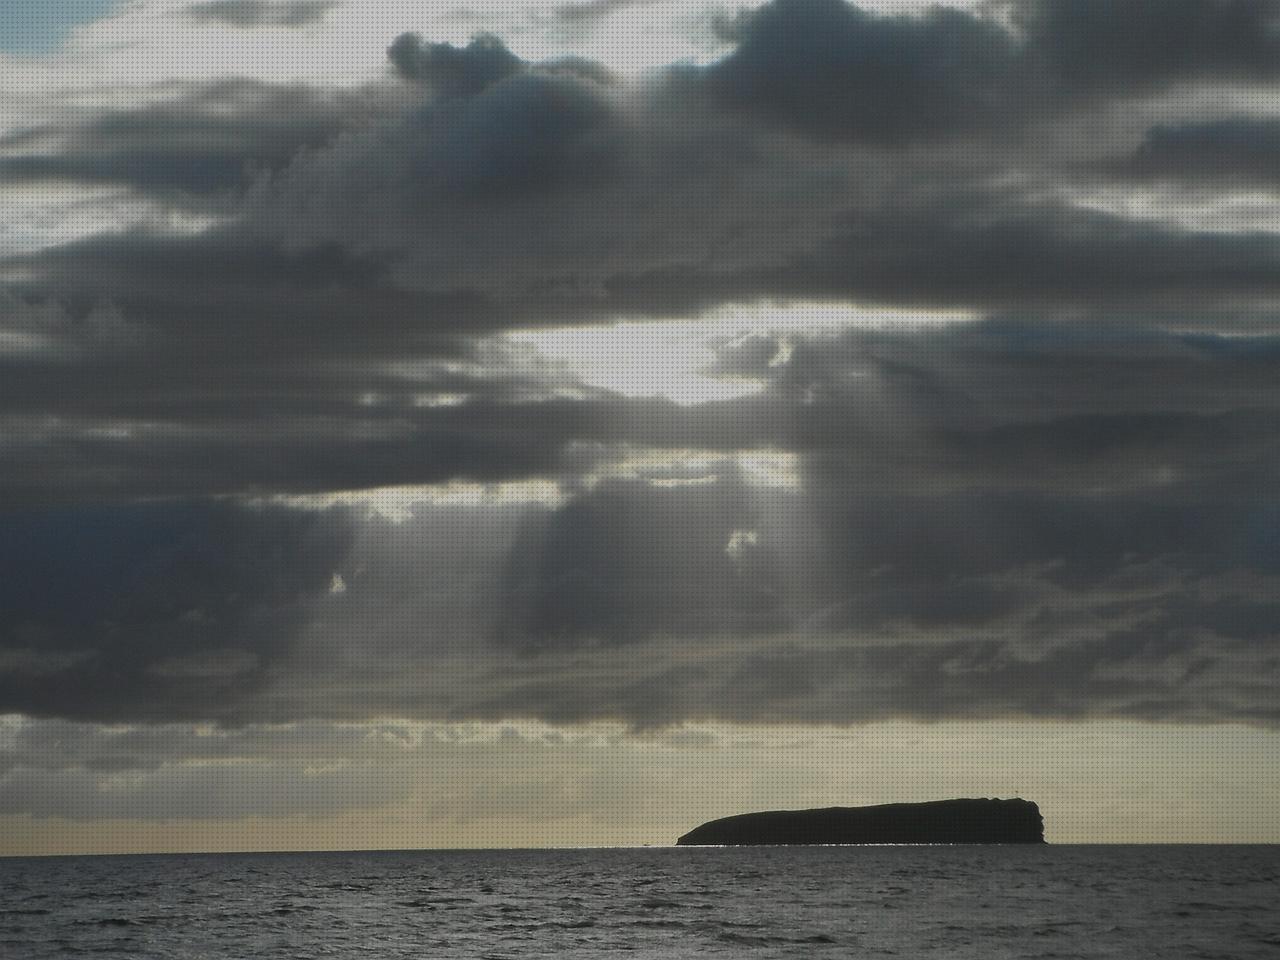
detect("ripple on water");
top-left (3, 846), bottom-right (1279, 960)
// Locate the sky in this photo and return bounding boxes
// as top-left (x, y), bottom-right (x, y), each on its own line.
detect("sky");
top-left (0, 1), bottom-right (120, 53)
top-left (1, 0), bottom-right (1280, 854)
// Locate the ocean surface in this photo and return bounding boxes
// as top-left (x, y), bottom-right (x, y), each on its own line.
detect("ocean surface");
top-left (2, 845), bottom-right (1277, 959)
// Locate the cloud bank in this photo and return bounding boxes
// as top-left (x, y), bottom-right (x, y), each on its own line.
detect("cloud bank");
top-left (1, 0), bottom-right (1278, 757)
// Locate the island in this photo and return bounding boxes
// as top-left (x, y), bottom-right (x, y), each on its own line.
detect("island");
top-left (676, 798), bottom-right (1045, 845)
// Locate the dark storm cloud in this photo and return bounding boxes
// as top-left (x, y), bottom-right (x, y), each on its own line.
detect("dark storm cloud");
top-left (262, 41), bottom-right (623, 231)
top-left (441, 322), bottom-right (1280, 727)
top-left (697, 0), bottom-right (1280, 143)
top-left (227, 14), bottom-right (1280, 313)
top-left (5, 218), bottom-right (1280, 501)
top-left (758, 320), bottom-right (1280, 431)
top-left (1014, 0), bottom-right (1280, 90)
top-left (0, 500), bottom-right (351, 723)
top-left (0, 286), bottom-right (606, 503)
top-left (20, 188), bottom-right (1280, 340)
top-left (406, 72), bottom-right (619, 197)
top-left (1104, 117), bottom-right (1280, 183)
top-left (11, 1), bottom-right (1280, 360)
top-left (244, 126), bottom-right (1280, 319)
top-left (464, 491), bottom-right (1280, 728)
top-left (684, 203), bottom-right (1280, 312)
top-left (3, 412), bottom-right (1277, 730)
top-left (186, 0), bottom-right (338, 27)
top-left (0, 407), bottom-right (591, 505)
top-left (698, 0), bottom-right (1023, 142)
top-left (0, 79), bottom-right (387, 198)
top-left (383, 37), bottom-right (625, 203)
top-left (2, 0), bottom-right (1280, 733)
top-left (493, 476), bottom-right (788, 650)
top-left (388, 32), bottom-right (526, 95)
top-left (505, 329), bottom-right (1280, 551)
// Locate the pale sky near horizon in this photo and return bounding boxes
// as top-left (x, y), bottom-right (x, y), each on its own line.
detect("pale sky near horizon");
top-left (1, 0), bottom-right (1279, 854)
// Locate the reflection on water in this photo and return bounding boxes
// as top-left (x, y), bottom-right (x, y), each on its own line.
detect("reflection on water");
top-left (2, 845), bottom-right (1278, 959)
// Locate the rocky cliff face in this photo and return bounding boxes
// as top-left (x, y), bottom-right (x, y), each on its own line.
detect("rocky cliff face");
top-left (676, 798), bottom-right (1045, 845)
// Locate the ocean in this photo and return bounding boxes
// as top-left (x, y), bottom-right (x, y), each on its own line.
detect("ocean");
top-left (2, 845), bottom-right (1277, 958)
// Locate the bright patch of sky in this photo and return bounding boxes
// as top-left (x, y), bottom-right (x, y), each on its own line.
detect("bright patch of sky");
top-left (0, 0), bottom-right (121, 53)
top-left (7, 0), bottom-right (984, 82)
top-left (1065, 182), bottom-right (1280, 235)
top-left (259, 478), bottom-right (569, 521)
top-left (506, 302), bottom-right (978, 406)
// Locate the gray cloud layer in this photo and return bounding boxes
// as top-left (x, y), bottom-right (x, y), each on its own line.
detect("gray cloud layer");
top-left (2, 320), bottom-right (1278, 729)
top-left (186, 0), bottom-right (338, 28)
top-left (0, 79), bottom-right (396, 201)
top-left (2, 0), bottom-right (1279, 735)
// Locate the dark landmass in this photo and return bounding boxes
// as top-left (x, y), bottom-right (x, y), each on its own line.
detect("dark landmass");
top-left (676, 798), bottom-right (1045, 845)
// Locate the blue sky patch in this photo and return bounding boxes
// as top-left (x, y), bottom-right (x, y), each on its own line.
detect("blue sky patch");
top-left (0, 0), bottom-right (121, 53)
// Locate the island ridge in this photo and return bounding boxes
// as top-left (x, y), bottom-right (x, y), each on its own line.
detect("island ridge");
top-left (676, 799), bottom-right (1045, 845)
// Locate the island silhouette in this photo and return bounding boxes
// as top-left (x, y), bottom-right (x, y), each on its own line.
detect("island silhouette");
top-left (676, 798), bottom-right (1045, 845)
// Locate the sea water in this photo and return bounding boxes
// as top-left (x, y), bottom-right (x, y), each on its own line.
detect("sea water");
top-left (2, 845), bottom-right (1277, 958)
